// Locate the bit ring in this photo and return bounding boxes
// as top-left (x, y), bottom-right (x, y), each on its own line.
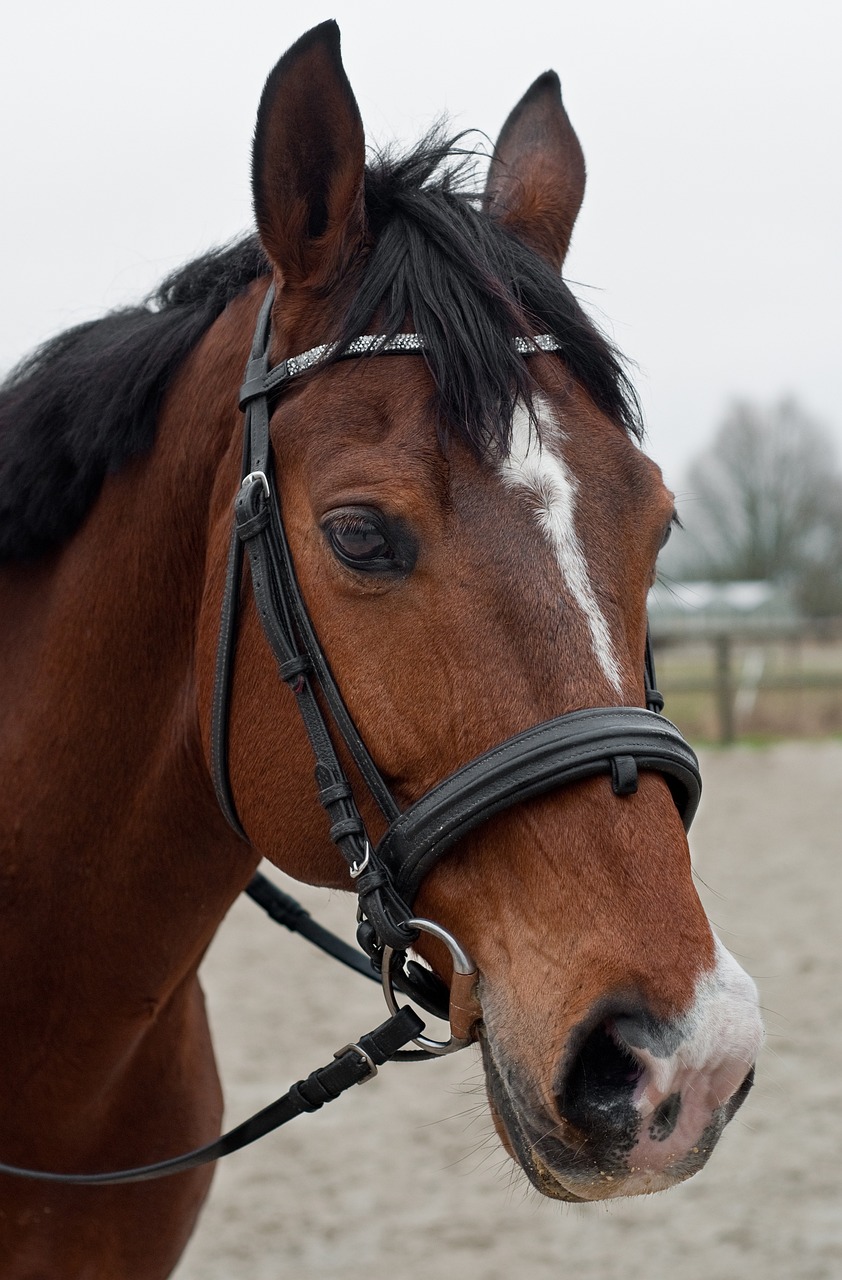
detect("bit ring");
top-left (381, 918), bottom-right (479, 1056)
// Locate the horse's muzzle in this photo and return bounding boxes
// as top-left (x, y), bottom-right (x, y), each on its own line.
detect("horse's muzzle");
top-left (480, 945), bottom-right (763, 1201)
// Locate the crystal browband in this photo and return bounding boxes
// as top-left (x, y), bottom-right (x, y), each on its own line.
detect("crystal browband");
top-left (239, 331), bottom-right (563, 407)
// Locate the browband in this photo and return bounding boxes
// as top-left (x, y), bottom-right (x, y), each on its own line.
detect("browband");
top-left (239, 330), bottom-right (563, 407)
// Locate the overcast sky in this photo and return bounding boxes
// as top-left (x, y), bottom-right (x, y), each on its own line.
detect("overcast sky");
top-left (1, 0), bottom-right (839, 492)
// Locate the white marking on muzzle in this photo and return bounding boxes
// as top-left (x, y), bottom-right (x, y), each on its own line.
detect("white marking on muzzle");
top-left (499, 397), bottom-right (622, 693)
top-left (623, 937), bottom-right (764, 1174)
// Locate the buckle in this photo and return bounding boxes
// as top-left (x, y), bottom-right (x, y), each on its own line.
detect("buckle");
top-left (240, 470), bottom-right (270, 498)
top-left (349, 839), bottom-right (371, 880)
top-left (334, 1042), bottom-right (378, 1084)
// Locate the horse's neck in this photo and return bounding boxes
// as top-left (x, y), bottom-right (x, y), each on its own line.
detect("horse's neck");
top-left (0, 315), bottom-right (257, 1017)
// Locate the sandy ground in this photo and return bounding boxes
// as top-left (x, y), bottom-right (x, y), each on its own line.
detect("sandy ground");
top-left (175, 742), bottom-right (842, 1280)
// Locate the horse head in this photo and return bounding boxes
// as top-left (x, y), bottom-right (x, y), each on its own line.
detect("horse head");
top-left (198, 22), bottom-right (763, 1202)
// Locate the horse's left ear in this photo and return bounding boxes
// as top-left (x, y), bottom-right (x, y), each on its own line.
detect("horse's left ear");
top-left (485, 71), bottom-right (586, 270)
top-left (251, 21), bottom-right (366, 289)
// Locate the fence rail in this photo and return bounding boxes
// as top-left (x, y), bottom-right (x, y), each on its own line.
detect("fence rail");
top-left (651, 623), bottom-right (842, 743)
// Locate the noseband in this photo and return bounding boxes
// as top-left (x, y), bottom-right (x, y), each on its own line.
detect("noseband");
top-left (211, 284), bottom-right (702, 1050)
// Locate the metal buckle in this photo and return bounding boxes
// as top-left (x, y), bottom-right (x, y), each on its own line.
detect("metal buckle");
top-left (381, 918), bottom-right (479, 1056)
top-left (349, 839), bottom-right (371, 880)
top-left (334, 1042), bottom-right (378, 1084)
top-left (240, 470), bottom-right (270, 498)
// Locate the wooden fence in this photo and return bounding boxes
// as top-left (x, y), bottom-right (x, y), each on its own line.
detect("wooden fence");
top-left (651, 621), bottom-right (842, 743)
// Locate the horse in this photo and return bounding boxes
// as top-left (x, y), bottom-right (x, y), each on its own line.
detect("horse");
top-left (0, 21), bottom-right (764, 1279)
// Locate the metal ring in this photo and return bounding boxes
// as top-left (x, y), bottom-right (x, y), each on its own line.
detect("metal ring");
top-left (381, 918), bottom-right (478, 1056)
top-left (241, 470), bottom-right (270, 497)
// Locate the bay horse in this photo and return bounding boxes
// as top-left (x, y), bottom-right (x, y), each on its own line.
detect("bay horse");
top-left (0, 21), bottom-right (763, 1279)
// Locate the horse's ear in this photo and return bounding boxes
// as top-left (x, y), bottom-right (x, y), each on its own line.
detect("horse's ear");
top-left (485, 72), bottom-right (586, 270)
top-left (252, 22), bottom-right (366, 289)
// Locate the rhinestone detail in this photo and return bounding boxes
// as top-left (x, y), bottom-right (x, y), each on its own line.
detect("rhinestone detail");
top-left (262, 333), bottom-right (561, 393)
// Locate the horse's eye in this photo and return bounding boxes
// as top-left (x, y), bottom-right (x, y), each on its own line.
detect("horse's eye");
top-left (324, 511), bottom-right (398, 573)
top-left (660, 512), bottom-right (680, 551)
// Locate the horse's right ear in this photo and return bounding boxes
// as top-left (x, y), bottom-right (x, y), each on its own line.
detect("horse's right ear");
top-left (252, 22), bottom-right (366, 290)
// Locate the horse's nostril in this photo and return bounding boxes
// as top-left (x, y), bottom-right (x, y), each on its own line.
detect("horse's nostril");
top-left (556, 1021), bottom-right (644, 1129)
top-left (649, 1091), bottom-right (682, 1141)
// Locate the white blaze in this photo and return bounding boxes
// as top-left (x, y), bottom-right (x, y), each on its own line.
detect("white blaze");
top-left (499, 397), bottom-right (623, 693)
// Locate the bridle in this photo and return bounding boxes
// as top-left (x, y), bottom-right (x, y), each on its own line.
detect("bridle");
top-left (0, 283), bottom-right (701, 1185)
top-left (212, 283), bottom-right (702, 1042)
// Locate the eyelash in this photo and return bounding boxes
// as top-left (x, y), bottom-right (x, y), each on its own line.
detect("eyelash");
top-left (322, 507), bottom-right (416, 577)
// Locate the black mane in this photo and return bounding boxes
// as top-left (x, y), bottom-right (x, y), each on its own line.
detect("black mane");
top-left (0, 134), bottom-right (640, 561)
top-left (333, 135), bottom-right (641, 455)
top-left (0, 239), bottom-right (270, 560)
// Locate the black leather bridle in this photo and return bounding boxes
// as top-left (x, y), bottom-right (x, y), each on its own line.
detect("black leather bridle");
top-left (212, 284), bottom-right (701, 1029)
top-left (0, 283), bottom-right (701, 1185)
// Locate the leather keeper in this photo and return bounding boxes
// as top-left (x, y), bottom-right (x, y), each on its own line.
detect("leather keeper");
top-left (449, 969), bottom-right (481, 1043)
top-left (610, 754), bottom-right (639, 796)
top-left (235, 508), bottom-right (270, 541)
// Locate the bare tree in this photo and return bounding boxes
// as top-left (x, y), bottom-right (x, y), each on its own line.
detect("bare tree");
top-left (666, 397), bottom-right (842, 616)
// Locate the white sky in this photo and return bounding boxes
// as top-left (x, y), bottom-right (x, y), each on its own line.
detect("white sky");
top-left (1, 0), bottom-right (839, 492)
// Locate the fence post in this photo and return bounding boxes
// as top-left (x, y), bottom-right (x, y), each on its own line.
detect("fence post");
top-left (714, 633), bottom-right (735, 744)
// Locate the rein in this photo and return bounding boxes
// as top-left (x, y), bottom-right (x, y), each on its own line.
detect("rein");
top-left (0, 283), bottom-right (701, 1185)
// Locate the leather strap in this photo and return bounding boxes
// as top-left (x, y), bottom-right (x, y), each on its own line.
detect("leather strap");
top-left (245, 872), bottom-right (378, 981)
top-left (210, 524), bottom-right (249, 839)
top-left (211, 284), bottom-right (400, 834)
top-left (644, 628), bottom-right (665, 713)
top-left (376, 707), bottom-right (701, 904)
top-left (234, 469), bottom-right (417, 951)
top-left (0, 1008), bottom-right (423, 1185)
top-left (245, 872), bottom-right (451, 1021)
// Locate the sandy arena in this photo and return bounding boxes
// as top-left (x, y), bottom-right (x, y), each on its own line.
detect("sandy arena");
top-left (175, 742), bottom-right (841, 1280)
